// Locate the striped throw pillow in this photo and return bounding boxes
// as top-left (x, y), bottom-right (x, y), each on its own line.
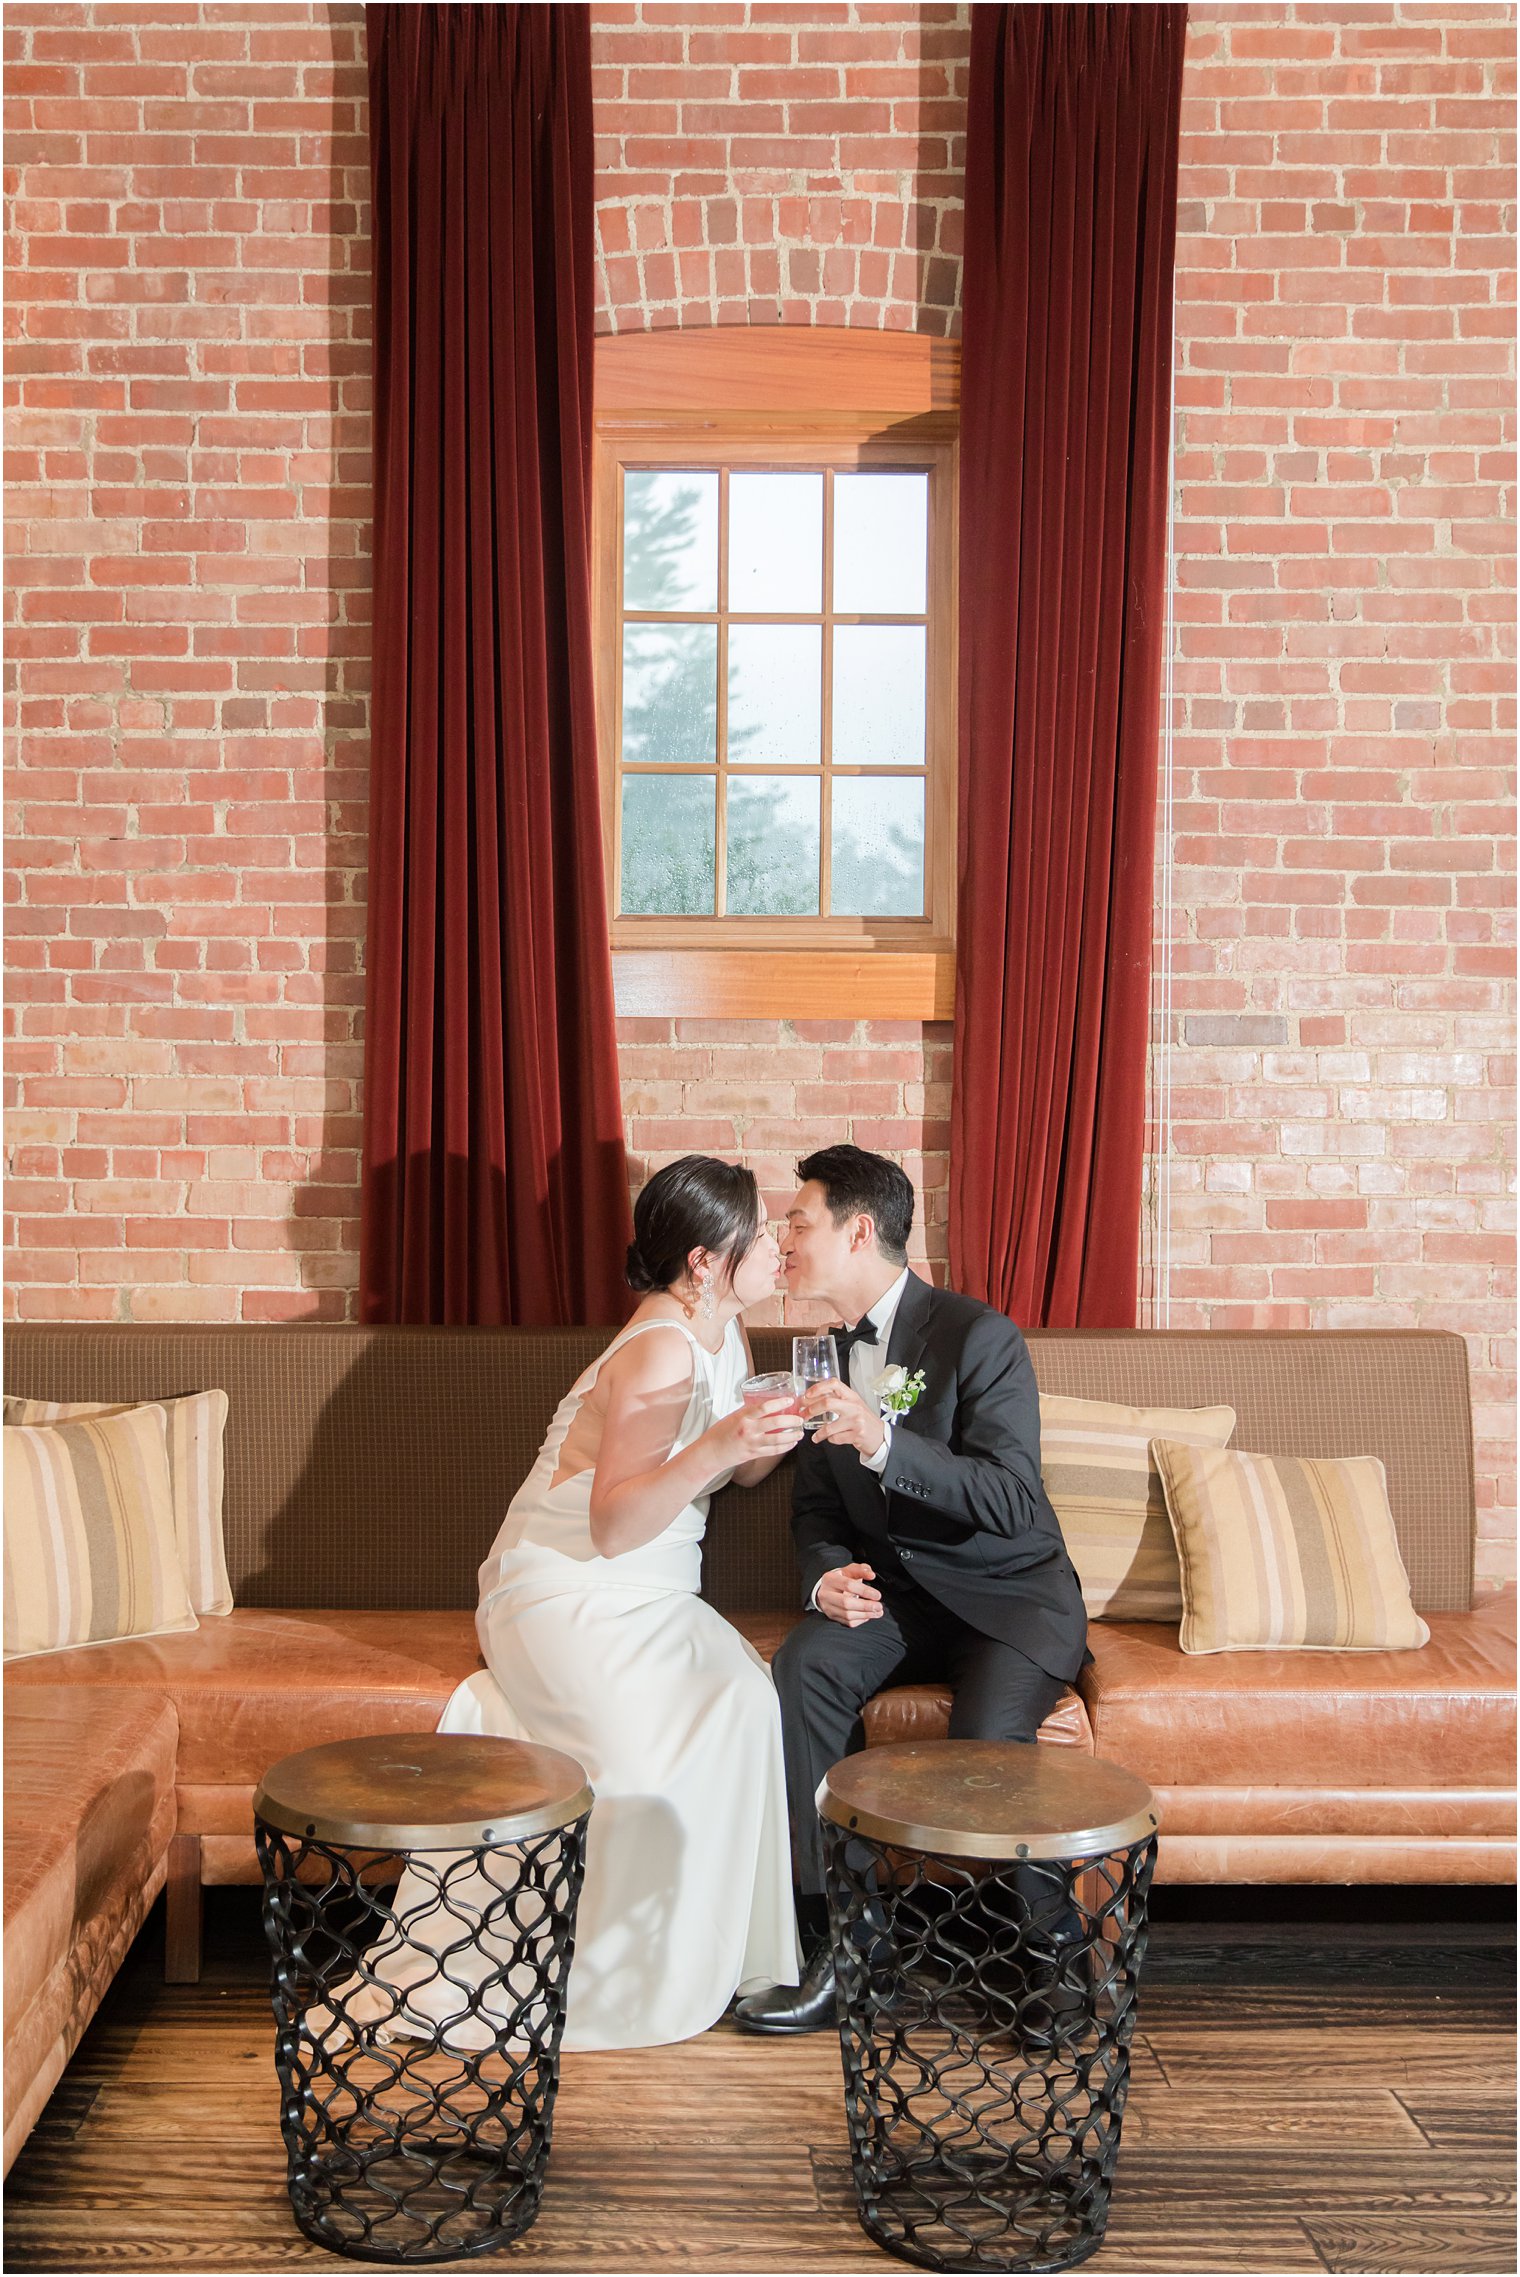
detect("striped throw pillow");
top-left (1040, 1394), bottom-right (1237, 1621)
top-left (1152, 1440), bottom-right (1430, 1656)
top-left (4, 1406), bottom-right (199, 1661)
top-left (5, 1389), bottom-right (232, 1616)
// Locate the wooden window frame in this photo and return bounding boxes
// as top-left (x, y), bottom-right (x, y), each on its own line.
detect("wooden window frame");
top-left (594, 330), bottom-right (960, 1021)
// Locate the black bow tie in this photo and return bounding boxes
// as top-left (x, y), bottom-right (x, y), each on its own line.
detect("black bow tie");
top-left (836, 1316), bottom-right (879, 1361)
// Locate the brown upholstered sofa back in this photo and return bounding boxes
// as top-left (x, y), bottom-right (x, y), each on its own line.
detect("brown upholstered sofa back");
top-left (4, 1325), bottom-right (1475, 1615)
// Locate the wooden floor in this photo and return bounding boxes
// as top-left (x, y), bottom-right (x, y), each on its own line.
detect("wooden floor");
top-left (6, 1889), bottom-right (1514, 2274)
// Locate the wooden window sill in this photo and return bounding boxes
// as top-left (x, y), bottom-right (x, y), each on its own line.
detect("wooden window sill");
top-left (611, 948), bottom-right (955, 1021)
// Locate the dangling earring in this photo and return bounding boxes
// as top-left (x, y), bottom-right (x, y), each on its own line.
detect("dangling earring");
top-left (700, 1272), bottom-right (717, 1322)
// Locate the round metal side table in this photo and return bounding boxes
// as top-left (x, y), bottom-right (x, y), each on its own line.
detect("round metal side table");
top-left (254, 1733), bottom-right (593, 2264)
top-left (821, 1741), bottom-right (1158, 2274)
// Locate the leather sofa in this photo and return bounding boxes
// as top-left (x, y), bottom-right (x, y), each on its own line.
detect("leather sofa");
top-left (4, 1323), bottom-right (1514, 2170)
top-left (4, 1685), bottom-right (178, 2170)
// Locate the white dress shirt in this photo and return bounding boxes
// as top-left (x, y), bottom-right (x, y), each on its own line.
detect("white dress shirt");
top-left (851, 1266), bottom-right (912, 1476)
top-left (807, 1266), bottom-right (912, 1609)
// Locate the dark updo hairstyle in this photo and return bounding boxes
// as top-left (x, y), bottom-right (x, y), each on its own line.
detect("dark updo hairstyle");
top-left (626, 1155), bottom-right (764, 1297)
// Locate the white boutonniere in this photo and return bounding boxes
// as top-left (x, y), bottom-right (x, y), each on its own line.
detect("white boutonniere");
top-left (876, 1365), bottom-right (927, 1417)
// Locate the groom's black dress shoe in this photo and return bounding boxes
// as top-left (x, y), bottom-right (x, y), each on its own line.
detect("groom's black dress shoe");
top-left (733, 1941), bottom-right (839, 2036)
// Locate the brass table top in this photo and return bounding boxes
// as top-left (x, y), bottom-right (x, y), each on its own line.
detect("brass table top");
top-left (254, 1732), bottom-right (593, 1849)
top-left (820, 1741), bottom-right (1157, 1861)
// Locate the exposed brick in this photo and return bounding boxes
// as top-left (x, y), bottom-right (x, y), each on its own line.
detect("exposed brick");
top-left (6, 0), bottom-right (370, 1329)
top-left (1146, 2), bottom-right (1517, 1583)
top-left (591, 1), bottom-right (968, 336)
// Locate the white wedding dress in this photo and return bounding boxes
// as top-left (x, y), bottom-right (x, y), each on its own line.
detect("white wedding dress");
top-left (339, 1315), bottom-right (800, 2053)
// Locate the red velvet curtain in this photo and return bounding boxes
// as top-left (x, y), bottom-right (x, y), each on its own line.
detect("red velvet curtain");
top-left (951, 5), bottom-right (1186, 1329)
top-left (361, 5), bottom-right (632, 1325)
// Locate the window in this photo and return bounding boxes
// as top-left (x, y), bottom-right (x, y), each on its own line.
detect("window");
top-left (594, 332), bottom-right (958, 1016)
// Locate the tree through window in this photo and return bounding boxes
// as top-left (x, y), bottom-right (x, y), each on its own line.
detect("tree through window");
top-left (597, 431), bottom-right (956, 961)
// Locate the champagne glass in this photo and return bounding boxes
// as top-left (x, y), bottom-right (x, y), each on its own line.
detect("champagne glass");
top-left (792, 1333), bottom-right (841, 1432)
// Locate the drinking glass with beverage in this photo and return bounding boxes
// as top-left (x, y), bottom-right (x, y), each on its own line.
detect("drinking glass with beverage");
top-left (792, 1333), bottom-right (842, 1431)
top-left (738, 1370), bottom-right (803, 1416)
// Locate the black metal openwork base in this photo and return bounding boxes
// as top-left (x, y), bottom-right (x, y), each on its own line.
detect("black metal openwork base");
top-left (824, 1821), bottom-right (1157, 2274)
top-left (256, 1820), bottom-right (588, 2263)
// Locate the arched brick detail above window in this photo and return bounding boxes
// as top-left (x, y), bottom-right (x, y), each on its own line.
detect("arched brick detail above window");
top-left (590, 2), bottom-right (970, 337)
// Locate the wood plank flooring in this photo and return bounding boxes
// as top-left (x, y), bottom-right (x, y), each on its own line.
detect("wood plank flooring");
top-left (6, 1891), bottom-right (1514, 2274)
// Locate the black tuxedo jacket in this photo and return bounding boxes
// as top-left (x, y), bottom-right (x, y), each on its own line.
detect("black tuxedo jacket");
top-left (791, 1273), bottom-right (1089, 1685)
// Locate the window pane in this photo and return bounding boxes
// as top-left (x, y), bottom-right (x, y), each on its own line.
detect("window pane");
top-left (832, 626), bottom-right (926, 766)
top-left (726, 777), bottom-right (820, 916)
top-left (729, 471), bottom-right (823, 613)
top-left (621, 774), bottom-right (716, 915)
top-left (621, 624), bottom-right (717, 765)
top-left (623, 470), bottom-right (719, 611)
top-left (833, 472), bottom-right (928, 615)
top-left (728, 624), bottom-right (821, 764)
top-left (830, 777), bottom-right (924, 916)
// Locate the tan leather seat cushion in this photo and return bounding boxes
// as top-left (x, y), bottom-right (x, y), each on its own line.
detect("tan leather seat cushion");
top-left (1082, 1583), bottom-right (1516, 1789)
top-left (4, 1611), bottom-right (485, 1786)
top-left (6, 1606), bottom-right (1092, 1800)
top-left (5, 1684), bottom-right (179, 2021)
top-left (4, 1686), bottom-right (178, 2171)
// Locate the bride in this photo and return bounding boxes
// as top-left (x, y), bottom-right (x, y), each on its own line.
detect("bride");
top-left (337, 1155), bottom-right (805, 2052)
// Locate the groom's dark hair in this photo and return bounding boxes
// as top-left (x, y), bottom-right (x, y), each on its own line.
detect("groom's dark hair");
top-left (796, 1144), bottom-right (913, 1264)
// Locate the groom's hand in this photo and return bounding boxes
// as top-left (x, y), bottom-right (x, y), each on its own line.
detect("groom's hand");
top-left (803, 1378), bottom-right (886, 1460)
top-left (816, 1563), bottom-right (883, 1627)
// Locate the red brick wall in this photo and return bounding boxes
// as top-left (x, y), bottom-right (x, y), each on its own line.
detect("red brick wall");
top-left (592, 0), bottom-right (967, 334)
top-left (6, 4), bottom-right (1515, 1577)
top-left (5, 0), bottom-right (371, 1322)
top-left (1162, 4), bottom-right (1516, 1585)
top-left (619, 1017), bottom-right (953, 1324)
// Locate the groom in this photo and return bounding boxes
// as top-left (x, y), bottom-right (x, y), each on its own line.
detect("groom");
top-left (735, 1144), bottom-right (1088, 2035)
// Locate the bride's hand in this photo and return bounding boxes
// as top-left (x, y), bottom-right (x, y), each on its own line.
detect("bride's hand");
top-left (705, 1398), bottom-right (805, 1474)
